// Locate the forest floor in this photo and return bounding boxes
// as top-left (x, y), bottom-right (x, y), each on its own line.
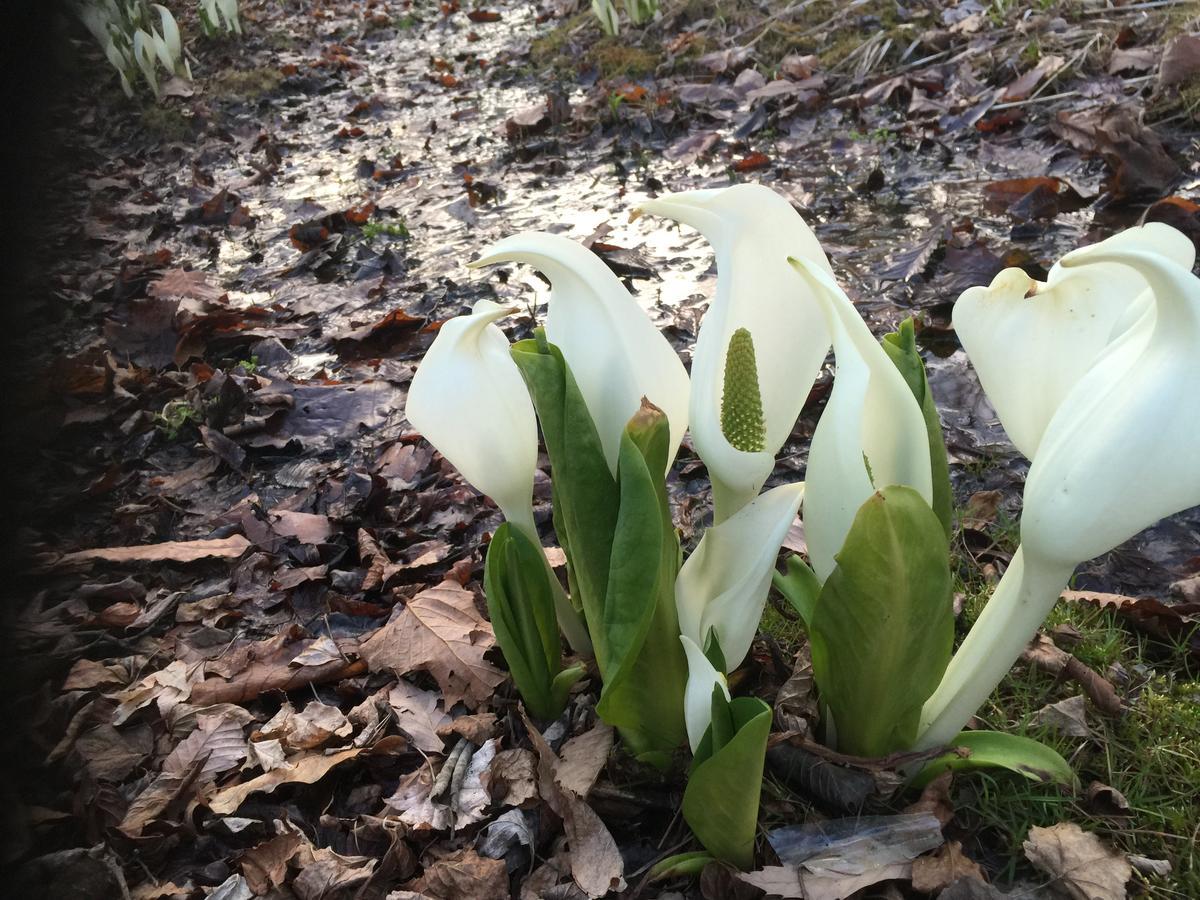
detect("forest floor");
top-left (6, 1), bottom-right (1200, 898)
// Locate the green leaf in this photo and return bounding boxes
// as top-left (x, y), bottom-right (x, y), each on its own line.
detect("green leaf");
top-left (772, 554), bottom-right (821, 627)
top-left (881, 318), bottom-right (954, 538)
top-left (911, 730), bottom-right (1079, 789)
top-left (484, 524), bottom-right (583, 720)
top-left (809, 485), bottom-right (953, 757)
top-left (648, 851), bottom-right (714, 881)
top-left (595, 401), bottom-right (688, 762)
top-left (511, 333), bottom-right (620, 661)
top-left (512, 336), bottom-right (685, 760)
top-left (684, 694), bottom-right (771, 870)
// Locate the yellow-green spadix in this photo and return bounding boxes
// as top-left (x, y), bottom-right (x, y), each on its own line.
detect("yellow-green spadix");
top-left (638, 184), bottom-right (833, 522)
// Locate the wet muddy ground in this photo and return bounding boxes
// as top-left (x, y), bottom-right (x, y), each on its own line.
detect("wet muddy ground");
top-left (7, 0), bottom-right (1200, 897)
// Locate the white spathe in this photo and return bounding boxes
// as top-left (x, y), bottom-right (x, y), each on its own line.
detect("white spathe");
top-left (953, 223), bottom-right (1196, 459)
top-left (404, 300), bottom-right (539, 540)
top-left (676, 483), bottom-right (805, 672)
top-left (681, 635), bottom-right (732, 753)
top-left (638, 185), bottom-right (833, 521)
top-left (1022, 240), bottom-right (1200, 563)
top-left (471, 232), bottom-right (691, 475)
top-left (152, 5), bottom-right (181, 67)
top-left (918, 230), bottom-right (1200, 748)
top-left (789, 258), bottom-right (933, 582)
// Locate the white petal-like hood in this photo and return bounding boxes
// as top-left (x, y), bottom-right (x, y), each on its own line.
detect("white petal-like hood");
top-left (953, 223), bottom-right (1195, 459)
top-left (681, 635), bottom-right (731, 752)
top-left (789, 258), bottom-right (933, 581)
top-left (1021, 239), bottom-right (1200, 565)
top-left (405, 300), bottom-right (538, 538)
top-left (472, 232), bottom-right (690, 475)
top-left (676, 482), bottom-right (805, 671)
top-left (639, 184), bottom-right (833, 520)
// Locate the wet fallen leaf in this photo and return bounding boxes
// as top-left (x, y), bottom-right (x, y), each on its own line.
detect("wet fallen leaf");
top-left (733, 152), bottom-right (771, 172)
top-left (1051, 109), bottom-right (1181, 203)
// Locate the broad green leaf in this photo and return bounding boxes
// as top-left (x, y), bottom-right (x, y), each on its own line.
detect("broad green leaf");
top-left (596, 402), bottom-right (688, 762)
top-left (881, 318), bottom-right (953, 538)
top-left (911, 730), bottom-right (1078, 789)
top-left (772, 554), bottom-right (821, 627)
top-left (810, 485), bottom-right (953, 757)
top-left (484, 524), bottom-right (583, 720)
top-left (684, 694), bottom-right (771, 869)
top-left (513, 335), bottom-right (685, 760)
top-left (511, 331), bottom-right (619, 661)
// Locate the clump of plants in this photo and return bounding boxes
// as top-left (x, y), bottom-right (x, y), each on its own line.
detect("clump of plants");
top-left (591, 0), bottom-right (659, 37)
top-left (77, 1), bottom-right (190, 97)
top-left (198, 0), bottom-right (241, 37)
top-left (405, 183), bottom-right (1200, 868)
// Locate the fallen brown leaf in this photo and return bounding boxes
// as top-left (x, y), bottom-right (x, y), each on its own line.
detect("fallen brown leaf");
top-left (162, 713), bottom-right (248, 784)
top-left (555, 722), bottom-right (613, 797)
top-left (206, 747), bottom-right (363, 815)
top-left (359, 580), bottom-right (505, 709)
top-left (912, 840), bottom-right (986, 894)
top-left (1023, 822), bottom-right (1131, 900)
top-left (409, 847), bottom-right (508, 900)
top-left (239, 827), bottom-right (307, 895)
top-left (1160, 34), bottom-right (1200, 87)
top-left (1030, 695), bottom-right (1091, 738)
top-left (57, 536), bottom-right (251, 566)
top-left (521, 710), bottom-right (625, 898)
top-left (389, 679), bottom-right (453, 753)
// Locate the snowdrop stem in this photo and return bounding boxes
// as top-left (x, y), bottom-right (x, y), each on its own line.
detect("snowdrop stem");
top-left (915, 545), bottom-right (1075, 749)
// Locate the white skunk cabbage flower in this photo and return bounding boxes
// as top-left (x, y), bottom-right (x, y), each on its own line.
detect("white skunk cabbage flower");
top-left (470, 232), bottom-right (690, 474)
top-left (918, 229), bottom-right (1200, 748)
top-left (219, 0), bottom-right (243, 34)
top-left (681, 635), bottom-right (731, 752)
top-left (592, 0), bottom-right (620, 36)
top-left (953, 224), bottom-right (1196, 459)
top-left (132, 29), bottom-right (160, 96)
top-left (676, 483), bottom-right (805, 672)
top-left (405, 299), bottom-right (538, 540)
top-left (151, 5), bottom-right (181, 69)
top-left (638, 185), bottom-right (833, 522)
top-left (103, 40), bottom-right (135, 97)
top-left (788, 258), bottom-right (933, 581)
